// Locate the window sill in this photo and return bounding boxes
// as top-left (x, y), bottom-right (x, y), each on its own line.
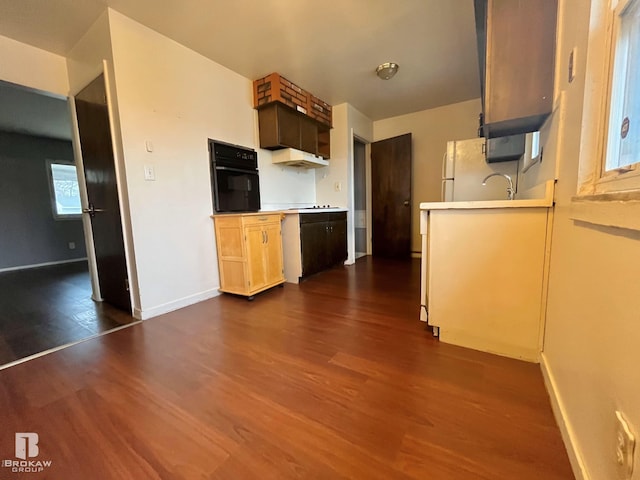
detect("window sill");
top-left (570, 191), bottom-right (640, 231)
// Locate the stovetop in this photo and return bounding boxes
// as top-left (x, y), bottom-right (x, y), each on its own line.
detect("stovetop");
top-left (289, 205), bottom-right (340, 210)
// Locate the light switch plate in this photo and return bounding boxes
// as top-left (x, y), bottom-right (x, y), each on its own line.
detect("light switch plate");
top-left (144, 165), bottom-right (155, 181)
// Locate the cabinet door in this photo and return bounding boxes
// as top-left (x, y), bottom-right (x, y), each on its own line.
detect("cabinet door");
top-left (277, 105), bottom-right (301, 149)
top-left (482, 0), bottom-right (557, 136)
top-left (328, 219), bottom-right (347, 266)
top-left (301, 222), bottom-right (328, 277)
top-left (245, 225), bottom-right (268, 291)
top-left (263, 223), bottom-right (284, 285)
top-left (300, 116), bottom-right (318, 155)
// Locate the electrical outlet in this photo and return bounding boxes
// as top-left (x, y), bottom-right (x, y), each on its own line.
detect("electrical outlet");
top-left (334, 181), bottom-right (342, 192)
top-left (616, 411), bottom-right (635, 479)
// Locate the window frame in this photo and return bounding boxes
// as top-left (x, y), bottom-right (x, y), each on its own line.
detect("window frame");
top-left (594, 0), bottom-right (640, 193)
top-left (46, 160), bottom-right (83, 221)
top-left (571, 0), bottom-right (640, 231)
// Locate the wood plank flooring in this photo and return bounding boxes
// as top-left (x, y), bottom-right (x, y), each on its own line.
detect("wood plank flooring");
top-left (0, 258), bottom-right (574, 479)
top-left (0, 261), bottom-right (136, 366)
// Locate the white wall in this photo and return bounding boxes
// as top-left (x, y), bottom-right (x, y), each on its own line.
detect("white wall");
top-left (373, 98), bottom-right (481, 253)
top-left (537, 1), bottom-right (640, 479)
top-left (66, 11), bottom-right (112, 95)
top-left (316, 103), bottom-right (373, 263)
top-left (107, 11), bottom-right (316, 317)
top-left (0, 34), bottom-right (68, 96)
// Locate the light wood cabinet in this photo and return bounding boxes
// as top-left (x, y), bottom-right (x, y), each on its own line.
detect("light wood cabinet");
top-left (475, 0), bottom-right (558, 138)
top-left (213, 213), bottom-right (284, 298)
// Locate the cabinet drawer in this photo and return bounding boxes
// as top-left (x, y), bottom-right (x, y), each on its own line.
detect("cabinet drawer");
top-left (299, 212), bottom-right (330, 224)
top-left (241, 214), bottom-right (281, 227)
top-left (328, 212), bottom-right (347, 222)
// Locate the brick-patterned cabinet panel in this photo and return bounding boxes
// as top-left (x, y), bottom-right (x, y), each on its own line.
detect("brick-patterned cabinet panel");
top-left (253, 73), bottom-right (309, 113)
top-left (253, 73), bottom-right (332, 128)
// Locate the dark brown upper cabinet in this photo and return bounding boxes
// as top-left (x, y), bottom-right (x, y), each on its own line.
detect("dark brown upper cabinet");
top-left (254, 73), bottom-right (332, 159)
top-left (258, 103), bottom-right (330, 158)
top-left (475, 0), bottom-right (558, 138)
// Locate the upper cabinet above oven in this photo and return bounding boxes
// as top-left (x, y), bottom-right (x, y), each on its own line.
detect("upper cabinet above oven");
top-left (475, 0), bottom-right (558, 138)
top-left (253, 73), bottom-right (332, 162)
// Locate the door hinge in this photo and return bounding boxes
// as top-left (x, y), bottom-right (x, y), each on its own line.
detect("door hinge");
top-left (125, 278), bottom-right (130, 291)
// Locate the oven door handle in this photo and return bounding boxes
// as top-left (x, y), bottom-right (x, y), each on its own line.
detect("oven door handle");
top-left (214, 165), bottom-right (258, 174)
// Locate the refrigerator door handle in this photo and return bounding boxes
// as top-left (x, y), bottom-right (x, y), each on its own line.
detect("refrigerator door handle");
top-left (441, 179), bottom-right (447, 202)
top-left (441, 152), bottom-right (448, 179)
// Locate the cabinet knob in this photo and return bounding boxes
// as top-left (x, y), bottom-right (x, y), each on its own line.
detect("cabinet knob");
top-left (403, 200), bottom-right (410, 207)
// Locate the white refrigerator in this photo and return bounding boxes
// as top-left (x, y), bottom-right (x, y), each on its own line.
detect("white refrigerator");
top-left (441, 138), bottom-right (519, 201)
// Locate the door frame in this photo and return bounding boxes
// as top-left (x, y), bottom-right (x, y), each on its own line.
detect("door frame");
top-left (352, 135), bottom-right (372, 258)
top-left (68, 60), bottom-right (139, 315)
top-left (345, 129), bottom-right (374, 262)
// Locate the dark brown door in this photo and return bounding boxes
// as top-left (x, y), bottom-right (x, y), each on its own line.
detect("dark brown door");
top-left (75, 75), bottom-right (131, 312)
top-left (371, 133), bottom-right (412, 258)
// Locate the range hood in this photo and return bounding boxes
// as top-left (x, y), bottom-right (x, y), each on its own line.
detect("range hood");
top-left (271, 148), bottom-right (329, 168)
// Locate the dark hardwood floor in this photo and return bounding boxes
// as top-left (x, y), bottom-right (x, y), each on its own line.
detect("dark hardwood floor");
top-left (0, 258), bottom-right (574, 479)
top-left (0, 261), bottom-right (135, 366)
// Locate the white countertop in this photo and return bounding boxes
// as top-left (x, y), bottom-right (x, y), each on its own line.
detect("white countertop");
top-left (280, 208), bottom-right (348, 214)
top-left (420, 180), bottom-right (554, 211)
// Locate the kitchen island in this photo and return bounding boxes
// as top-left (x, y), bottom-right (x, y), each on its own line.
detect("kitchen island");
top-left (419, 181), bottom-right (554, 362)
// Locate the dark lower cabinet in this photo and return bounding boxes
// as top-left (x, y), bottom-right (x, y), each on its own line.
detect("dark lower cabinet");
top-left (300, 212), bottom-right (347, 277)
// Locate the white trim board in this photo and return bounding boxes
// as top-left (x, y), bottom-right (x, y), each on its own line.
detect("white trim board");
top-left (0, 257), bottom-right (88, 273)
top-left (134, 288), bottom-right (221, 320)
top-left (540, 353), bottom-right (590, 480)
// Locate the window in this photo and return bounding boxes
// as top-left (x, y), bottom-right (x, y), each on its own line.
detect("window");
top-left (601, 0), bottom-right (640, 189)
top-left (522, 131), bottom-right (542, 173)
top-left (48, 162), bottom-right (82, 219)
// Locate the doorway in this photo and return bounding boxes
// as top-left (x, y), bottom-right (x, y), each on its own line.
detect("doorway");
top-left (353, 138), bottom-right (368, 259)
top-left (370, 133), bottom-right (412, 259)
top-left (0, 79), bottom-right (135, 367)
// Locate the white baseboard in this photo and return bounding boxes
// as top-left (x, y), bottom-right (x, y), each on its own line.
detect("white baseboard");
top-left (134, 287), bottom-right (221, 320)
top-left (0, 257), bottom-right (88, 273)
top-left (540, 353), bottom-right (590, 480)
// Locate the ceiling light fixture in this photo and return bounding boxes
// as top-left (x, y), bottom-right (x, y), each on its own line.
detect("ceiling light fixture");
top-left (376, 62), bottom-right (399, 80)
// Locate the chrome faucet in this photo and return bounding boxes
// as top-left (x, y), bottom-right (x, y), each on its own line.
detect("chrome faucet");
top-left (482, 173), bottom-right (515, 200)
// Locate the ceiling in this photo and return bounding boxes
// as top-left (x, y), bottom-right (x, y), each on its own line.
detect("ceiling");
top-left (0, 0), bottom-right (481, 121)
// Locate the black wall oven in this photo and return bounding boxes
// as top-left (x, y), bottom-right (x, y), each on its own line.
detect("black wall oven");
top-left (209, 139), bottom-right (261, 212)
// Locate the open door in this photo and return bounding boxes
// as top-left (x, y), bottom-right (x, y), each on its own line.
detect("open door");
top-left (371, 133), bottom-right (412, 259)
top-left (74, 74), bottom-right (131, 312)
